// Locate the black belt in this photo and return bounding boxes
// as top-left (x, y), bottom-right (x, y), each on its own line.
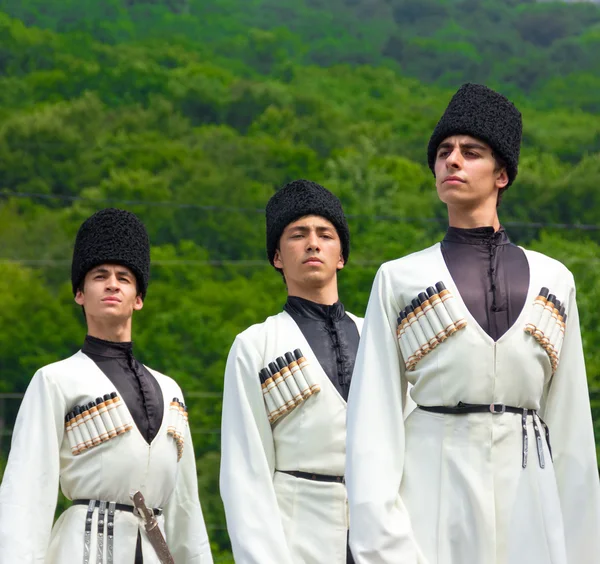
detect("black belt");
top-left (419, 402), bottom-right (524, 415)
top-left (73, 499), bottom-right (163, 516)
top-left (418, 402), bottom-right (552, 469)
top-left (278, 470), bottom-right (345, 483)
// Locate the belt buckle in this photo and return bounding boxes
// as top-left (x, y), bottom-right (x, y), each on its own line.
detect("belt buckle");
top-left (489, 403), bottom-right (505, 414)
top-left (133, 505), bottom-right (154, 520)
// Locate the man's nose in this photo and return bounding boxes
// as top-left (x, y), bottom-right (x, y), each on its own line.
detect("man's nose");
top-left (306, 232), bottom-right (320, 251)
top-left (105, 275), bottom-right (120, 291)
top-left (446, 148), bottom-right (462, 169)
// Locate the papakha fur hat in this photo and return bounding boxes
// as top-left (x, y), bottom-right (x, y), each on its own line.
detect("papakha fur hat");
top-left (71, 208), bottom-right (150, 298)
top-left (265, 179), bottom-right (350, 267)
top-left (427, 83), bottom-right (522, 187)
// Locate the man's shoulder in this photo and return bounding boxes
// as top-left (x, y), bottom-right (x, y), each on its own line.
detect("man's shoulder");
top-left (522, 247), bottom-right (574, 282)
top-left (234, 311), bottom-right (287, 345)
top-left (144, 366), bottom-right (183, 396)
top-left (20, 352), bottom-right (92, 400)
top-left (144, 365), bottom-right (170, 382)
top-left (34, 351), bottom-right (87, 382)
top-left (378, 243), bottom-right (441, 275)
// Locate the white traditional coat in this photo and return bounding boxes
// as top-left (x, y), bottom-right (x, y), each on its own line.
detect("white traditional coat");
top-left (346, 244), bottom-right (600, 564)
top-left (0, 351), bottom-right (213, 564)
top-left (220, 310), bottom-right (363, 564)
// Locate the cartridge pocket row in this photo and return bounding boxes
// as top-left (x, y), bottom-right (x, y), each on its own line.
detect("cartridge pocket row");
top-left (65, 392), bottom-right (133, 456)
top-left (397, 281), bottom-right (467, 371)
top-left (167, 398), bottom-right (188, 462)
top-left (524, 287), bottom-right (567, 373)
top-left (259, 348), bottom-right (320, 424)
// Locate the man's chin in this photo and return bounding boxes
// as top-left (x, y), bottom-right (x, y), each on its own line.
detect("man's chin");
top-left (88, 309), bottom-right (130, 320)
top-left (439, 192), bottom-right (484, 207)
top-left (300, 272), bottom-right (334, 286)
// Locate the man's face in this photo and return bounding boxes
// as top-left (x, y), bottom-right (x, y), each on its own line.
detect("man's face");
top-left (273, 215), bottom-right (344, 292)
top-left (75, 264), bottom-right (143, 321)
top-left (434, 135), bottom-right (508, 207)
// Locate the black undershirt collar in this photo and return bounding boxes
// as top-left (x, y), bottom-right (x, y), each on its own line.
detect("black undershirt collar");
top-left (82, 334), bottom-right (133, 358)
top-left (443, 225), bottom-right (510, 246)
top-left (285, 295), bottom-right (346, 321)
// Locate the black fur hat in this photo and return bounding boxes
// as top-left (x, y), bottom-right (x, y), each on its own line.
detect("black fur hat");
top-left (427, 83), bottom-right (522, 187)
top-left (266, 179), bottom-right (350, 267)
top-left (71, 208), bottom-right (150, 298)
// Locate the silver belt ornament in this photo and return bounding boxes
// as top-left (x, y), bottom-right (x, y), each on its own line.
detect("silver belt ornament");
top-left (83, 499), bottom-right (96, 564)
top-left (106, 501), bottom-right (116, 564)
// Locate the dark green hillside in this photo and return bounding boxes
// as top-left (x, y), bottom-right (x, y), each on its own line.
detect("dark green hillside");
top-left (2, 0), bottom-right (600, 110)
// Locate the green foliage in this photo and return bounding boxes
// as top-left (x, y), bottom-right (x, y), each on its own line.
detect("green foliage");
top-left (0, 4), bottom-right (599, 558)
top-left (0, 263), bottom-right (82, 394)
top-left (1, 0), bottom-right (600, 108)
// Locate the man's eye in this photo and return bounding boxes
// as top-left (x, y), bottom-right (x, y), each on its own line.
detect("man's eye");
top-left (438, 151), bottom-right (449, 158)
top-left (119, 277), bottom-right (129, 283)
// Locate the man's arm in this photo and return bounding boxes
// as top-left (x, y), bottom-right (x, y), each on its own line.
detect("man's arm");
top-left (539, 276), bottom-right (600, 563)
top-left (346, 265), bottom-right (424, 564)
top-left (163, 398), bottom-right (214, 564)
top-left (219, 335), bottom-right (294, 564)
top-left (0, 369), bottom-right (65, 563)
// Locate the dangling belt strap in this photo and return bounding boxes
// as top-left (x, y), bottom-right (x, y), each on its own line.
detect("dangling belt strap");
top-left (418, 402), bottom-right (552, 469)
top-left (74, 499), bottom-right (163, 564)
top-left (277, 470), bottom-right (345, 483)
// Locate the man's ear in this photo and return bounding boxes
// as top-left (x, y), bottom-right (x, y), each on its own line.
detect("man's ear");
top-left (133, 295), bottom-right (144, 311)
top-left (496, 168), bottom-right (509, 190)
top-left (273, 248), bottom-right (283, 270)
top-left (75, 289), bottom-right (85, 306)
top-left (337, 253), bottom-right (345, 271)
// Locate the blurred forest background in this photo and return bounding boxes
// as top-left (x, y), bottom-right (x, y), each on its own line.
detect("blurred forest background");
top-left (0, 0), bottom-right (599, 560)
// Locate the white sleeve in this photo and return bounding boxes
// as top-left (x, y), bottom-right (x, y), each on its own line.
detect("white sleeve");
top-left (539, 278), bottom-right (600, 563)
top-left (346, 266), bottom-right (425, 563)
top-left (163, 410), bottom-right (213, 564)
top-left (219, 336), bottom-right (294, 564)
top-left (0, 369), bottom-right (65, 563)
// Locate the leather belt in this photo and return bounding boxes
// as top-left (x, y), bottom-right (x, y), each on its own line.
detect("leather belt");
top-left (417, 402), bottom-right (552, 469)
top-left (278, 470), bottom-right (345, 483)
top-left (73, 499), bottom-right (163, 516)
top-left (419, 402), bottom-right (524, 415)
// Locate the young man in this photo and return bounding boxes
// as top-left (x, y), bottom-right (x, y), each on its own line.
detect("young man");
top-left (220, 179), bottom-right (362, 563)
top-left (0, 208), bottom-right (213, 564)
top-left (346, 84), bottom-right (600, 564)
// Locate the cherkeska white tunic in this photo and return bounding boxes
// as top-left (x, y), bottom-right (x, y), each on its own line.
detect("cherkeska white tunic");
top-left (0, 351), bottom-right (213, 564)
top-left (220, 311), bottom-right (363, 564)
top-left (346, 244), bottom-right (600, 564)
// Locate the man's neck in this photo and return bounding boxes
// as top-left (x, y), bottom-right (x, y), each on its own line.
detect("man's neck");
top-left (447, 202), bottom-right (500, 231)
top-left (86, 318), bottom-right (133, 342)
top-left (286, 282), bottom-right (339, 306)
